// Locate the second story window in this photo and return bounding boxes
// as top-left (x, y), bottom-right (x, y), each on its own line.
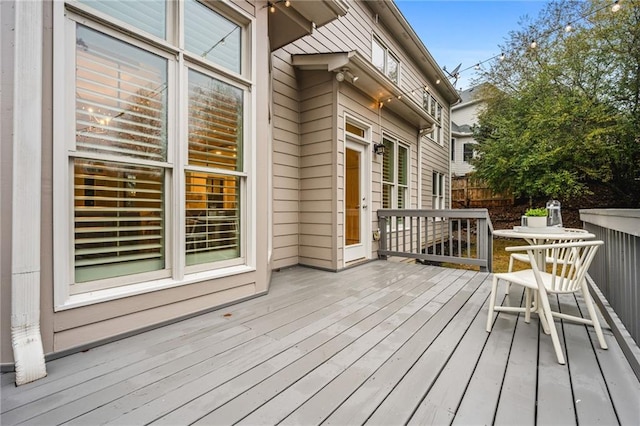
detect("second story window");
top-left (372, 36), bottom-right (399, 84)
top-left (424, 93), bottom-right (443, 145)
top-left (463, 143), bottom-right (476, 162)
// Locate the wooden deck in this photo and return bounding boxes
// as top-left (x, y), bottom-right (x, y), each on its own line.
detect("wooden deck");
top-left (2, 262), bottom-right (639, 425)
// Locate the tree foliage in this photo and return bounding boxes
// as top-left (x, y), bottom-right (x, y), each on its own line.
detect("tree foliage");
top-left (472, 0), bottom-right (640, 204)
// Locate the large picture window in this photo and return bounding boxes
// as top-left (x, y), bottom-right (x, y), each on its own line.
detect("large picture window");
top-left (56, 0), bottom-right (251, 300)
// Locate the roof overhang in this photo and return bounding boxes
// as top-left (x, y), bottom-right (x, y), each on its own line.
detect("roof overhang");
top-left (293, 51), bottom-right (436, 131)
top-left (269, 0), bottom-right (349, 51)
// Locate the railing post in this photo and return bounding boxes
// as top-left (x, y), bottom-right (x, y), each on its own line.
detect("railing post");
top-left (477, 216), bottom-right (488, 272)
top-left (378, 216), bottom-right (387, 259)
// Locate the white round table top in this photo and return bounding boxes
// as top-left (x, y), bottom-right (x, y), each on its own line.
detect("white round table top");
top-left (493, 227), bottom-right (596, 241)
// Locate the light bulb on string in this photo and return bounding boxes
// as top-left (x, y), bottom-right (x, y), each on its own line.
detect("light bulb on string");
top-left (269, 2), bottom-right (275, 13)
top-left (530, 40), bottom-right (537, 49)
top-left (435, 78), bottom-right (441, 84)
top-left (499, 52), bottom-right (505, 61)
top-left (474, 63), bottom-right (480, 70)
top-left (565, 23), bottom-right (572, 32)
top-left (612, 0), bottom-right (621, 12)
top-left (285, 0), bottom-right (291, 7)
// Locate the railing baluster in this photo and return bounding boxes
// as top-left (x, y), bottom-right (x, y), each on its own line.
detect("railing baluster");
top-left (375, 209), bottom-right (493, 272)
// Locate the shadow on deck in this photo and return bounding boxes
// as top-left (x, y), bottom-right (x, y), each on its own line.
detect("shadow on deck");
top-left (2, 262), bottom-right (639, 425)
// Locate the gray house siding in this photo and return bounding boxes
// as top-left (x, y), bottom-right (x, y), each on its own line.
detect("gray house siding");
top-left (272, 48), bottom-right (301, 269)
top-left (271, 0), bottom-right (457, 270)
top-left (299, 71), bottom-right (337, 270)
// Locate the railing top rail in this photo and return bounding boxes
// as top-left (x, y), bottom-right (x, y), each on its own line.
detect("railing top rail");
top-left (377, 208), bottom-right (490, 218)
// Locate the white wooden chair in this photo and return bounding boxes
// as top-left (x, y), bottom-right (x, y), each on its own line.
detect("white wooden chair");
top-left (486, 240), bottom-right (607, 364)
top-left (506, 228), bottom-right (590, 294)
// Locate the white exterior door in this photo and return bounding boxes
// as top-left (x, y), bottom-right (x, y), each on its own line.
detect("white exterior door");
top-left (344, 140), bottom-right (370, 263)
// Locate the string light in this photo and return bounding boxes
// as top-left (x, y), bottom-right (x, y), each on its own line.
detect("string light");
top-left (285, 0), bottom-right (291, 7)
top-left (350, 0), bottom-right (622, 109)
top-left (432, 0), bottom-right (622, 86)
top-left (611, 0), bottom-right (621, 12)
top-left (269, 3), bottom-right (276, 13)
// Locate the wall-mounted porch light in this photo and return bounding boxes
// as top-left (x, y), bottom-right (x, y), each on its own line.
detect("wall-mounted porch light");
top-left (373, 142), bottom-right (386, 156)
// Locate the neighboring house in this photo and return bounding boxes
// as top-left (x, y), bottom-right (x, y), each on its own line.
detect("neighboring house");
top-left (1, 0), bottom-right (458, 384)
top-left (451, 86), bottom-right (484, 176)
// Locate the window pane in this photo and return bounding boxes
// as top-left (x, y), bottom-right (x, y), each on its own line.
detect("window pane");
top-left (372, 39), bottom-right (385, 73)
top-left (74, 159), bottom-right (165, 283)
top-left (186, 172), bottom-right (240, 265)
top-left (382, 139), bottom-right (394, 183)
top-left (79, 0), bottom-right (166, 39)
top-left (463, 143), bottom-right (475, 162)
top-left (432, 172), bottom-right (438, 195)
top-left (346, 122), bottom-right (365, 138)
top-left (397, 187), bottom-right (407, 209)
top-left (76, 25), bottom-right (168, 161)
top-left (382, 183), bottom-right (392, 209)
top-left (185, 0), bottom-right (241, 74)
top-left (398, 145), bottom-right (408, 186)
top-left (387, 54), bottom-right (399, 83)
top-left (188, 69), bottom-right (243, 171)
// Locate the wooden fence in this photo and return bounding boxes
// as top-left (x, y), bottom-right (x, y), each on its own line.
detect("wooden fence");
top-left (451, 176), bottom-right (513, 208)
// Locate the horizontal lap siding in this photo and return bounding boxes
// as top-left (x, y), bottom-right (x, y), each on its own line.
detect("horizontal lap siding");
top-left (299, 71), bottom-right (335, 270)
top-left (272, 48), bottom-right (300, 269)
top-left (271, 0), bottom-right (455, 270)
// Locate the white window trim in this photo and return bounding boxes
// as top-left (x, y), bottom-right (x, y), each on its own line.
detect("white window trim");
top-left (382, 133), bottom-right (411, 210)
top-left (53, 1), bottom-right (257, 310)
top-left (372, 35), bottom-right (400, 84)
top-left (343, 114), bottom-right (373, 261)
top-left (432, 171), bottom-right (446, 210)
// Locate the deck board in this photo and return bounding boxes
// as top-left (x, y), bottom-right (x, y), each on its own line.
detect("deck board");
top-left (2, 262), bottom-right (639, 426)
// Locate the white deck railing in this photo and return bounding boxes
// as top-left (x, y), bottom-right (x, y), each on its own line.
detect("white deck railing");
top-left (377, 209), bottom-right (493, 272)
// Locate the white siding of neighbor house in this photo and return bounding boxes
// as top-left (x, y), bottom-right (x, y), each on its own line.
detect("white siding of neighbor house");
top-left (271, 0), bottom-right (454, 270)
top-left (451, 134), bottom-right (476, 177)
top-left (451, 98), bottom-right (483, 176)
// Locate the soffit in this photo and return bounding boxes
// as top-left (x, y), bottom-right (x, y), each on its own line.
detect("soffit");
top-left (292, 52), bottom-right (436, 130)
top-left (269, 0), bottom-right (349, 51)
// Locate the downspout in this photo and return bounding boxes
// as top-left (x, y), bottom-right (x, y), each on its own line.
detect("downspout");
top-left (417, 126), bottom-right (434, 209)
top-left (11, 0), bottom-right (47, 385)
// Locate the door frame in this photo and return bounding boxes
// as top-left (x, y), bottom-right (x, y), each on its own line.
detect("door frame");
top-left (343, 133), bottom-right (371, 265)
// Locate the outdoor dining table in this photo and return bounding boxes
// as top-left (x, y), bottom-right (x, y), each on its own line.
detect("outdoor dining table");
top-left (493, 227), bottom-right (596, 267)
top-left (492, 227), bottom-right (596, 334)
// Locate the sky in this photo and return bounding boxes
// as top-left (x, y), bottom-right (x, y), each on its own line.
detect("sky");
top-left (395, 0), bottom-right (550, 90)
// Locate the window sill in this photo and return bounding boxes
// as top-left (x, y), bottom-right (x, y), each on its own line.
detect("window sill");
top-left (55, 264), bottom-right (256, 311)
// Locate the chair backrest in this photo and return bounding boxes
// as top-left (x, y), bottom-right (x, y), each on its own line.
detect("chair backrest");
top-left (543, 228), bottom-right (591, 258)
top-left (528, 240), bottom-right (604, 293)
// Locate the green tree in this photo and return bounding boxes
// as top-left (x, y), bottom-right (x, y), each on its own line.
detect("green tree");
top-left (472, 0), bottom-right (640, 204)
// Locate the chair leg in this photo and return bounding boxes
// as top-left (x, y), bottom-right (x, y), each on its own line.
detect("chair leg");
top-left (538, 290), bottom-right (565, 364)
top-left (582, 287), bottom-right (608, 350)
top-left (505, 256), bottom-right (514, 294)
top-left (486, 275), bottom-right (499, 332)
top-left (524, 288), bottom-right (531, 323)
